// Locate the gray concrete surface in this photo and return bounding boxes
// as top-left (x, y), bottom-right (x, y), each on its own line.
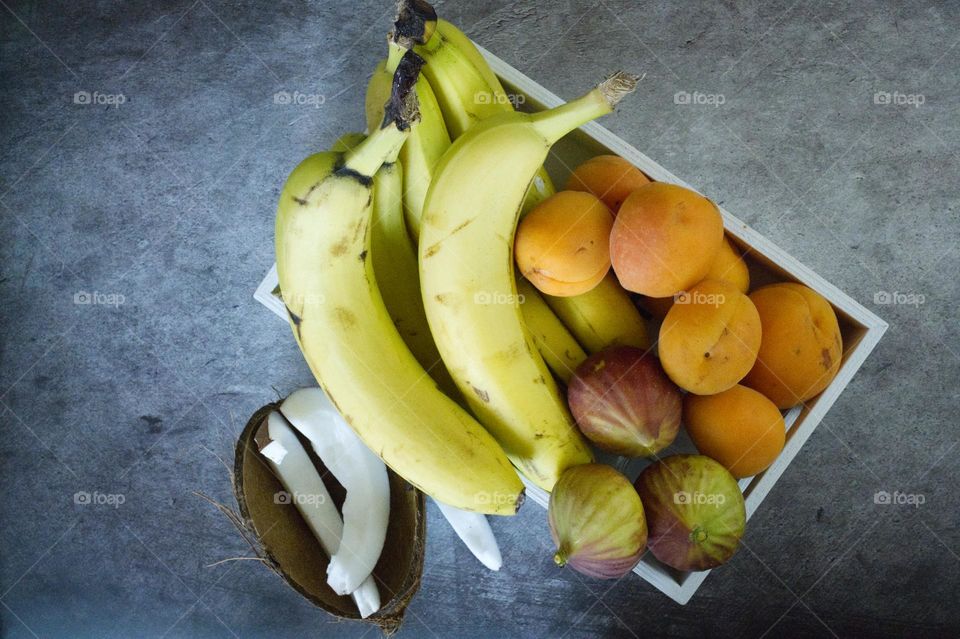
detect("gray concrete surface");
top-left (1, 0), bottom-right (958, 637)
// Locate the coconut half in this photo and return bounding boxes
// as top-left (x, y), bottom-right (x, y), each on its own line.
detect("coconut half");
top-left (233, 403), bottom-right (426, 635)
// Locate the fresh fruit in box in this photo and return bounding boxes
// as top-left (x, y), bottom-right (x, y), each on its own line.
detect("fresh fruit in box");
top-left (565, 154), bottom-right (651, 213)
top-left (567, 346), bottom-right (682, 457)
top-left (549, 464), bottom-right (647, 579)
top-left (634, 455), bottom-right (746, 571)
top-left (515, 191), bottom-right (614, 297)
top-left (684, 384), bottom-right (786, 478)
top-left (610, 182), bottom-right (724, 297)
top-left (743, 283), bottom-right (843, 408)
top-left (658, 279), bottom-right (762, 395)
top-left (264, 0), bottom-right (857, 602)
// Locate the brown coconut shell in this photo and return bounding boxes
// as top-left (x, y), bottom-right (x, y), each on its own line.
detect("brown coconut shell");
top-left (233, 402), bottom-right (426, 635)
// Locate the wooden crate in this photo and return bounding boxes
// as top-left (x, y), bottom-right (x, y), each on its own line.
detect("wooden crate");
top-left (477, 46), bottom-right (887, 603)
top-left (255, 45), bottom-right (887, 606)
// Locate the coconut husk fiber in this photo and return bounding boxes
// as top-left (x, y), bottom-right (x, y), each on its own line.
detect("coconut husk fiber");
top-left (231, 402), bottom-right (426, 635)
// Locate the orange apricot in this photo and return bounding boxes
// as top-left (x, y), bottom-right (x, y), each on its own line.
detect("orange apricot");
top-left (705, 236), bottom-right (750, 294)
top-left (565, 155), bottom-right (651, 213)
top-left (640, 236), bottom-right (749, 320)
top-left (515, 191), bottom-right (614, 297)
top-left (683, 385), bottom-right (785, 478)
top-left (610, 183), bottom-right (724, 298)
top-left (658, 280), bottom-right (761, 395)
top-left (742, 283), bottom-right (843, 408)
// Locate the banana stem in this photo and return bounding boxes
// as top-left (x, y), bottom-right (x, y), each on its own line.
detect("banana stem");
top-left (385, 39), bottom-right (406, 73)
top-left (394, 0), bottom-right (437, 45)
top-left (346, 48), bottom-right (427, 176)
top-left (342, 123), bottom-right (408, 178)
top-left (531, 72), bottom-right (639, 145)
top-left (380, 49), bottom-right (424, 131)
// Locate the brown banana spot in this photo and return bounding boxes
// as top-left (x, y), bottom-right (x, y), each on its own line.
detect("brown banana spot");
top-left (334, 307), bottom-right (357, 328)
top-left (330, 239), bottom-right (349, 256)
top-left (450, 218), bottom-right (476, 235)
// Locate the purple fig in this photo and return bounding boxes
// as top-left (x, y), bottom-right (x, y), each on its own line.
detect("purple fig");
top-left (634, 455), bottom-right (746, 571)
top-left (549, 464), bottom-right (647, 579)
top-left (568, 346), bottom-right (682, 457)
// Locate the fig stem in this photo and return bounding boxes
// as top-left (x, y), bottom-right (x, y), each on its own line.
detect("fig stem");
top-left (690, 525), bottom-right (709, 544)
top-left (554, 549), bottom-right (568, 567)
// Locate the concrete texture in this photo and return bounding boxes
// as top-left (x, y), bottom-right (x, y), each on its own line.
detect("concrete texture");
top-left (1, 0), bottom-right (957, 637)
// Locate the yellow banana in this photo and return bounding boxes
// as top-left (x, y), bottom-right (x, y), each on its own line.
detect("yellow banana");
top-left (517, 278), bottom-right (587, 383)
top-left (544, 273), bottom-right (651, 353)
top-left (420, 72), bottom-right (639, 490)
top-left (276, 52), bottom-right (522, 514)
top-left (368, 135), bottom-right (461, 399)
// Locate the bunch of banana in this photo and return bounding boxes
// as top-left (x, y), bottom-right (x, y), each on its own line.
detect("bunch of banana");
top-left (419, 72), bottom-right (640, 490)
top-left (275, 51), bottom-right (522, 514)
top-left (364, 27), bottom-right (582, 389)
top-left (544, 273), bottom-right (651, 354)
top-left (395, 0), bottom-right (554, 213)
